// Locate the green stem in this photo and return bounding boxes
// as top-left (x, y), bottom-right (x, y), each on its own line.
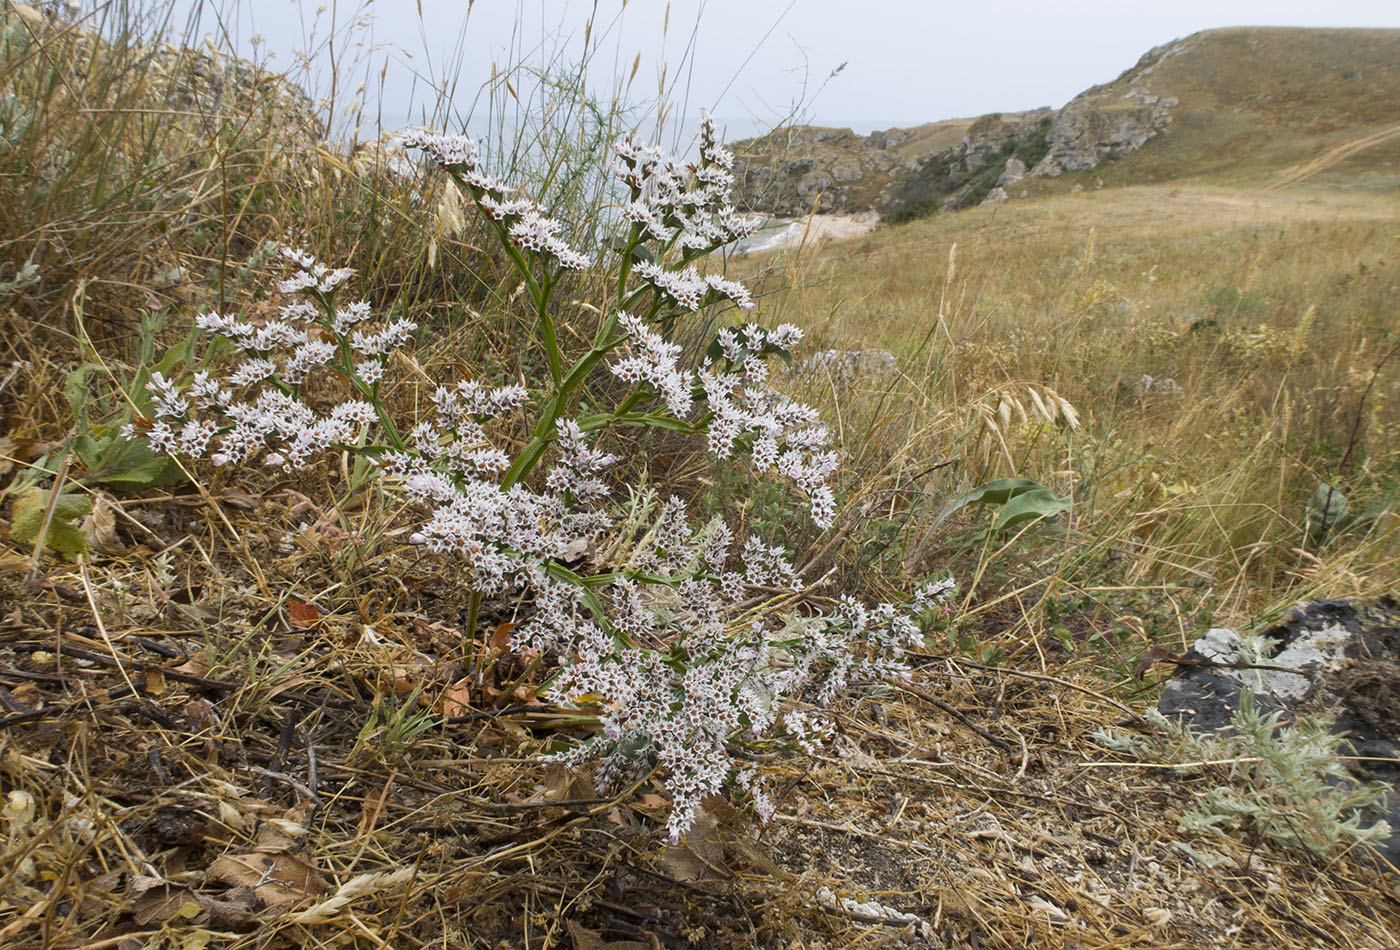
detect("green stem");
top-left (536, 271), bottom-right (562, 386)
top-left (501, 308), bottom-right (627, 489)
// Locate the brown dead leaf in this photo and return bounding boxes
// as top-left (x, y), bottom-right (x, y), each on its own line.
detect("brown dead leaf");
top-left (254, 824), bottom-right (299, 854)
top-left (217, 489), bottom-right (263, 510)
top-left (183, 698), bottom-right (219, 731)
top-left (287, 600), bottom-right (321, 629)
top-left (558, 537), bottom-right (595, 569)
top-left (143, 670), bottom-right (166, 698)
top-left (1134, 644), bottom-right (1181, 680)
top-left (80, 492), bottom-right (123, 556)
top-left (489, 621), bottom-right (516, 655)
top-left (357, 780), bottom-right (394, 838)
top-left (658, 805), bottom-right (728, 882)
top-left (566, 920), bottom-right (653, 950)
top-left (207, 852), bottom-right (327, 909)
top-left (127, 875), bottom-right (259, 928)
top-left (634, 793), bottom-right (668, 813)
top-left (541, 763), bottom-right (598, 803)
top-left (438, 677), bottom-right (473, 718)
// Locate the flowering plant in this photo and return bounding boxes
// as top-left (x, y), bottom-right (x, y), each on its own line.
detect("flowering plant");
top-left (129, 113), bottom-right (953, 840)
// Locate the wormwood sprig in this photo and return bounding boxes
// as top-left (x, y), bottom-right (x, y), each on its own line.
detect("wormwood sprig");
top-left (128, 112), bottom-right (953, 840)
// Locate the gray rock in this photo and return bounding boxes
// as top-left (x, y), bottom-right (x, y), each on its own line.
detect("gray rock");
top-left (1130, 374), bottom-right (1185, 398)
top-left (981, 186), bottom-right (1010, 206)
top-left (997, 157), bottom-right (1027, 187)
top-left (793, 348), bottom-right (897, 386)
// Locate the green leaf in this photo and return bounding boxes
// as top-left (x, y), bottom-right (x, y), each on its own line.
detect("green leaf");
top-left (1306, 483), bottom-right (1348, 527)
top-left (73, 432), bottom-right (106, 473)
top-left (928, 477), bottom-right (1048, 534)
top-left (94, 454), bottom-right (185, 489)
top-left (63, 364), bottom-right (97, 426)
top-left (10, 486), bottom-right (92, 560)
top-left (989, 487), bottom-right (1072, 535)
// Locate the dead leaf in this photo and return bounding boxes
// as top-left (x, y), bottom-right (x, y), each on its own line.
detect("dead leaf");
top-left (489, 621), bottom-right (516, 655)
top-left (287, 600), bottom-right (321, 629)
top-left (143, 670), bottom-right (166, 698)
top-left (218, 489), bottom-right (263, 510)
top-left (126, 875), bottom-right (259, 928)
top-left (540, 763), bottom-right (597, 803)
top-left (1134, 644), bottom-right (1181, 680)
top-left (183, 698), bottom-right (219, 731)
top-left (658, 805), bottom-right (728, 882)
top-left (357, 780), bottom-right (393, 838)
top-left (566, 920), bottom-right (652, 950)
top-left (127, 876), bottom-right (205, 927)
top-left (0, 437), bottom-right (15, 479)
top-left (207, 852), bottom-right (327, 909)
top-left (558, 537), bottom-right (594, 569)
top-left (438, 677), bottom-right (473, 718)
top-left (80, 492), bottom-right (124, 556)
top-left (633, 793), bottom-right (668, 813)
top-left (254, 824), bottom-right (299, 854)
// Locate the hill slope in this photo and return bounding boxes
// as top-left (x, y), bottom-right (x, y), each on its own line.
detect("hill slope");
top-left (1065, 27), bottom-right (1400, 190)
top-left (733, 27), bottom-right (1400, 218)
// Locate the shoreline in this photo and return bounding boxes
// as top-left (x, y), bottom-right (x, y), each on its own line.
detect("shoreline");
top-left (739, 212), bottom-right (880, 253)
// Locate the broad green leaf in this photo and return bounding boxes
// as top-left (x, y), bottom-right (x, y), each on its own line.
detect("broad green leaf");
top-left (94, 454), bottom-right (185, 489)
top-left (10, 486), bottom-right (93, 559)
top-left (989, 487), bottom-right (1072, 535)
top-left (1306, 483), bottom-right (1349, 532)
top-left (928, 477), bottom-right (1048, 534)
top-left (63, 364), bottom-right (97, 423)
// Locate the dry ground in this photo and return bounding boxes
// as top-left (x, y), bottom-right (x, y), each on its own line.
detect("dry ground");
top-left (0, 451), bottom-right (1396, 949)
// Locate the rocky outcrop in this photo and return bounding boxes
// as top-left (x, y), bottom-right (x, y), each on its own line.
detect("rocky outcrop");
top-left (730, 35), bottom-right (1190, 221)
top-left (730, 127), bottom-right (918, 217)
top-left (962, 110), bottom-right (1052, 172)
top-left (997, 157), bottom-right (1027, 187)
top-left (1030, 92), bottom-right (1176, 178)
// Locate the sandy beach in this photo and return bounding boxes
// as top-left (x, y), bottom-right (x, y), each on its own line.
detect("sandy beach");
top-left (740, 211), bottom-right (879, 253)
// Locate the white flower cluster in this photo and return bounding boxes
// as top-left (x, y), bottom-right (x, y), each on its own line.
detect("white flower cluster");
top-left (406, 483), bottom-right (611, 593)
top-left (546, 419), bottom-right (617, 503)
top-left (699, 351), bottom-right (838, 528)
top-left (127, 252), bottom-right (415, 468)
top-left (609, 312), bottom-right (694, 417)
top-left (397, 129), bottom-right (477, 168)
top-left (400, 131), bottom-right (589, 271)
top-left (523, 493), bottom-right (951, 842)
top-left (277, 246), bottom-right (353, 295)
top-left (631, 261), bottom-right (754, 312)
top-left (610, 110), bottom-right (760, 255)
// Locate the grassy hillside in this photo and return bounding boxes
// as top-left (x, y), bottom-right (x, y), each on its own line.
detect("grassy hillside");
top-left (1039, 27), bottom-right (1400, 191)
top-left (751, 182), bottom-right (1400, 645)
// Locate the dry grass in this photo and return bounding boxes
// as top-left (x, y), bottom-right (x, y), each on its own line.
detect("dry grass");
top-left (750, 182), bottom-right (1400, 664)
top-left (1, 5), bottom-right (1398, 949)
top-left (2, 525), bottom-right (1396, 947)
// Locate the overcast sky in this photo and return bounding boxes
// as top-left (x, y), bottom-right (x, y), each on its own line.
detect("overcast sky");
top-left (176, 0), bottom-right (1400, 136)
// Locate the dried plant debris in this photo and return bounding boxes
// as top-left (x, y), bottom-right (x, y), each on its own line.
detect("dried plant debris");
top-left (2, 553), bottom-right (1397, 948)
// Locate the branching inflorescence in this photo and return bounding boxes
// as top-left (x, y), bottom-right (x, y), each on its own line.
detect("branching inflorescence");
top-left (132, 112), bottom-right (953, 840)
